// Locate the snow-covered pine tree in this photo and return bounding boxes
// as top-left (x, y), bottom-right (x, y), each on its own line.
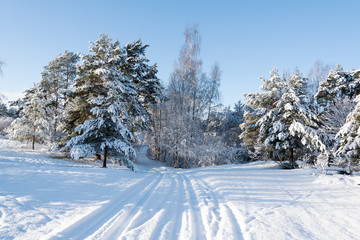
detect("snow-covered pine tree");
top-left (121, 40), bottom-right (163, 133)
top-left (0, 98), bottom-right (17, 118)
top-left (315, 66), bottom-right (360, 170)
top-left (316, 65), bottom-right (346, 107)
top-left (65, 34), bottom-right (139, 169)
top-left (335, 95), bottom-right (360, 173)
top-left (288, 70), bottom-right (310, 105)
top-left (7, 86), bottom-right (47, 149)
top-left (240, 68), bottom-right (287, 159)
top-left (205, 101), bottom-right (244, 148)
top-left (39, 51), bottom-right (79, 146)
top-left (257, 72), bottom-right (326, 168)
top-left (223, 101), bottom-right (244, 148)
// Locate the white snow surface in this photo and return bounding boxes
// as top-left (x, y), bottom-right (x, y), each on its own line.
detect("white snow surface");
top-left (1, 139), bottom-right (360, 240)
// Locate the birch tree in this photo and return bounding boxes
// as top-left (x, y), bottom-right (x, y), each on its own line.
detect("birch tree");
top-left (149, 25), bottom-right (224, 168)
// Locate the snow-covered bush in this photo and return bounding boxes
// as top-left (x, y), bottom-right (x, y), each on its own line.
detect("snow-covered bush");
top-left (0, 117), bottom-right (14, 136)
top-left (231, 147), bottom-right (251, 163)
top-left (315, 153), bottom-right (329, 173)
top-left (6, 117), bottom-right (44, 145)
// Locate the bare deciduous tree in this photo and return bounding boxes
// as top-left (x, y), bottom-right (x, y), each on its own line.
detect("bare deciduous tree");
top-left (0, 61), bottom-right (5, 76)
top-left (206, 62), bottom-right (221, 126)
top-left (147, 24), bottom-right (226, 168)
top-left (308, 60), bottom-right (332, 97)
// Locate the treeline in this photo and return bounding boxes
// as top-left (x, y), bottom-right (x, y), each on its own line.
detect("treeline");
top-left (241, 65), bottom-right (360, 173)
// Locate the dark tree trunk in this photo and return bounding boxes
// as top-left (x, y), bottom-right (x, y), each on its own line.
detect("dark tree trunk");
top-left (103, 146), bottom-right (108, 168)
top-left (174, 150), bottom-right (179, 168)
top-left (32, 135), bottom-right (35, 150)
top-left (290, 148), bottom-right (294, 163)
top-left (269, 151), bottom-right (273, 160)
top-left (159, 107), bottom-right (162, 160)
top-left (32, 113), bottom-right (36, 150)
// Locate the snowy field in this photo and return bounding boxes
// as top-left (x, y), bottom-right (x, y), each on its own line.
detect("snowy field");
top-left (1, 139), bottom-right (360, 240)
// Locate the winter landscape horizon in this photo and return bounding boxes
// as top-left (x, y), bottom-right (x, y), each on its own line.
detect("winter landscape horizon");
top-left (2, 1), bottom-right (360, 240)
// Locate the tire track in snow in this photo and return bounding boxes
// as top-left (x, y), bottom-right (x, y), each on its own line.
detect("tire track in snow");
top-left (50, 173), bottom-right (163, 240)
top-left (50, 161), bottom-right (245, 240)
top-left (114, 172), bottom-right (181, 240)
top-left (88, 170), bottom-right (184, 240)
top-left (170, 173), bottom-right (186, 240)
top-left (144, 172), bottom-right (184, 240)
top-left (89, 172), bottom-right (167, 240)
top-left (178, 173), bottom-right (204, 240)
top-left (187, 175), bottom-right (244, 240)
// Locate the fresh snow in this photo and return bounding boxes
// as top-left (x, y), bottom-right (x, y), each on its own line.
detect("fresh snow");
top-left (1, 139), bottom-right (360, 240)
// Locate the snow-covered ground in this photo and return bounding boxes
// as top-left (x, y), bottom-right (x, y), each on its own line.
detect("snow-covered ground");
top-left (1, 139), bottom-right (360, 240)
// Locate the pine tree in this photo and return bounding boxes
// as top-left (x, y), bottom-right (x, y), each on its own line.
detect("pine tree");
top-left (121, 40), bottom-right (163, 132)
top-left (288, 70), bottom-right (310, 105)
top-left (315, 66), bottom-right (360, 170)
top-left (65, 34), bottom-right (140, 169)
top-left (240, 68), bottom-right (287, 159)
top-left (257, 72), bottom-right (326, 168)
top-left (36, 51), bottom-right (79, 146)
top-left (336, 96), bottom-right (360, 173)
top-left (223, 101), bottom-right (244, 148)
top-left (316, 65), bottom-right (346, 106)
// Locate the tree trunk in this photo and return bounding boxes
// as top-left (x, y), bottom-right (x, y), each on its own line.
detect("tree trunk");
top-left (206, 103), bottom-right (212, 129)
top-left (185, 155), bottom-right (189, 169)
top-left (158, 106), bottom-right (162, 160)
top-left (103, 146), bottom-right (108, 168)
top-left (154, 120), bottom-right (160, 160)
top-left (64, 66), bottom-right (70, 109)
top-left (32, 113), bottom-right (36, 150)
top-left (348, 158), bottom-right (353, 175)
top-left (53, 87), bottom-right (59, 144)
top-left (290, 148), bottom-right (294, 163)
top-left (32, 135), bottom-right (35, 150)
top-left (174, 150), bottom-right (179, 168)
top-left (155, 143), bottom-right (160, 160)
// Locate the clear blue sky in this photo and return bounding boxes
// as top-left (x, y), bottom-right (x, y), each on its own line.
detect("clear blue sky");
top-left (1, 0), bottom-right (360, 106)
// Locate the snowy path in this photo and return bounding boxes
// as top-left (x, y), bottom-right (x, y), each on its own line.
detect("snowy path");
top-left (51, 148), bottom-right (244, 240)
top-left (1, 140), bottom-right (360, 239)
